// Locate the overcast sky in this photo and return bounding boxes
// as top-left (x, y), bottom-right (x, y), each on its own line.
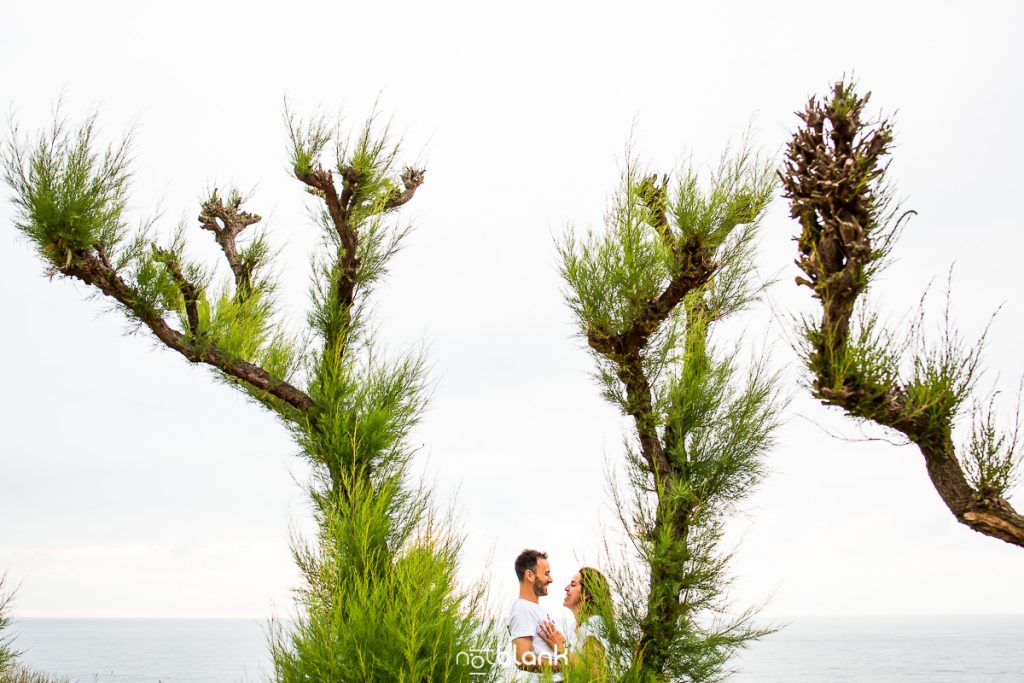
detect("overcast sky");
top-left (2, 1), bottom-right (1023, 620)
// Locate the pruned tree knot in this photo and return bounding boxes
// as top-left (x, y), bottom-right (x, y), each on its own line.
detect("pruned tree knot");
top-left (401, 167), bottom-right (425, 190)
top-left (199, 192), bottom-right (262, 236)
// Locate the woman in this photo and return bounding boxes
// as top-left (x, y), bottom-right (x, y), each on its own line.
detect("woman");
top-left (537, 566), bottom-right (611, 675)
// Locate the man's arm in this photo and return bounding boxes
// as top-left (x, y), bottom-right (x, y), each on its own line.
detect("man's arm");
top-left (513, 636), bottom-right (562, 673)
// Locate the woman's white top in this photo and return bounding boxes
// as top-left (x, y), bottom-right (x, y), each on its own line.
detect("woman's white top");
top-left (571, 614), bottom-right (609, 653)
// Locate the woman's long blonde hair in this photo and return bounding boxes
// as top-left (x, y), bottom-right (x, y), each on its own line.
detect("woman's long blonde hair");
top-left (577, 566), bottom-right (611, 621)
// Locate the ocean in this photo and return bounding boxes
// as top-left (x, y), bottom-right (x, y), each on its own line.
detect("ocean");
top-left (11, 615), bottom-right (1024, 682)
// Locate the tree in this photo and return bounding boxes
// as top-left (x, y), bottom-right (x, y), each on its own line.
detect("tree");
top-left (779, 81), bottom-right (1024, 548)
top-left (558, 141), bottom-right (782, 681)
top-left (3, 107), bottom-right (497, 681)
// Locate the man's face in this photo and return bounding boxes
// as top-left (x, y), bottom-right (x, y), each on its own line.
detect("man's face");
top-left (529, 557), bottom-right (553, 597)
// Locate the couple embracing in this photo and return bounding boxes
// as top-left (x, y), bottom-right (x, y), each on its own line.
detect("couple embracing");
top-left (507, 549), bottom-right (611, 681)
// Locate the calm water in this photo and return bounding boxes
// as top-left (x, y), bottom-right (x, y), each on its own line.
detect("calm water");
top-left (12, 616), bottom-right (1024, 682)
top-left (731, 615), bottom-right (1024, 682)
top-left (15, 619), bottom-right (268, 683)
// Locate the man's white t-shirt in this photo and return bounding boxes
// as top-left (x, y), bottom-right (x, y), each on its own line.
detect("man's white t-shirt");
top-left (508, 598), bottom-right (564, 682)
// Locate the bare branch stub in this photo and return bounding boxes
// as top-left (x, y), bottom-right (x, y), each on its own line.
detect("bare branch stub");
top-left (781, 81), bottom-right (1024, 548)
top-left (199, 190), bottom-right (262, 298)
top-left (386, 167), bottom-right (426, 211)
top-left (637, 173), bottom-right (677, 257)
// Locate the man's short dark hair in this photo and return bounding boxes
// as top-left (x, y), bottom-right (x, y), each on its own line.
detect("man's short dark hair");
top-left (514, 548), bottom-right (548, 582)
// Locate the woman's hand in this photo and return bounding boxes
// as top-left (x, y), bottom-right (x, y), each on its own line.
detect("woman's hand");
top-left (536, 620), bottom-right (566, 652)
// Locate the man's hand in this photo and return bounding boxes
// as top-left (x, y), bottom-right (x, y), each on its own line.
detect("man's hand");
top-left (536, 620), bottom-right (567, 653)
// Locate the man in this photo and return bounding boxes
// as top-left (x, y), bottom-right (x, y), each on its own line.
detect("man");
top-left (508, 549), bottom-right (567, 682)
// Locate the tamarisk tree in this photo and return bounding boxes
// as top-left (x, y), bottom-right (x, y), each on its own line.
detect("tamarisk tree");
top-left (780, 81), bottom-right (1024, 548)
top-left (3, 109), bottom-right (497, 681)
top-left (559, 144), bottom-right (781, 682)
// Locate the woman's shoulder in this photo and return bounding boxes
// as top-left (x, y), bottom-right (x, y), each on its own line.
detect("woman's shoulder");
top-left (578, 614), bottom-right (606, 638)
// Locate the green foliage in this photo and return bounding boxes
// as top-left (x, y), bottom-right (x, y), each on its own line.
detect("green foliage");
top-left (300, 344), bottom-right (428, 496)
top-left (667, 149), bottom-right (771, 254)
top-left (207, 283), bottom-right (288, 366)
top-left (237, 232), bottom-right (271, 287)
top-left (589, 517), bottom-right (770, 683)
top-left (963, 392), bottom-right (1024, 498)
top-left (285, 104), bottom-right (332, 179)
top-left (4, 109), bottom-right (301, 386)
top-left (807, 279), bottom-right (986, 441)
top-left (271, 474), bottom-right (499, 683)
top-left (338, 121), bottom-right (403, 226)
top-left (903, 343), bottom-right (975, 439)
top-left (0, 666), bottom-right (69, 683)
top-left (611, 351), bottom-right (779, 683)
top-left (130, 248), bottom-right (183, 317)
top-left (276, 110), bottom-right (494, 681)
top-left (560, 144), bottom-right (775, 400)
top-left (560, 139), bottom-right (781, 681)
top-left (900, 288), bottom-right (986, 442)
top-left (800, 305), bottom-right (902, 407)
top-left (2, 110), bottom-right (132, 269)
top-left (560, 166), bottom-right (671, 338)
top-left (663, 344), bottom-right (780, 515)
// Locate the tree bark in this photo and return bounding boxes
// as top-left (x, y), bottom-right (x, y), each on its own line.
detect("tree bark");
top-left (63, 250), bottom-right (315, 414)
top-left (782, 82), bottom-right (1024, 549)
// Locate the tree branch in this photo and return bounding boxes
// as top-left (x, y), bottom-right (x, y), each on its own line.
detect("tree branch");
top-left (616, 349), bottom-right (671, 480)
top-left (637, 173), bottom-right (677, 256)
top-left (295, 162), bottom-right (426, 347)
top-left (385, 167), bottom-right (426, 210)
top-left (782, 81), bottom-right (1024, 548)
top-left (294, 165), bottom-right (360, 320)
top-left (63, 250), bottom-right (315, 414)
top-left (151, 245), bottom-right (200, 334)
top-left (587, 244), bottom-right (716, 359)
top-left (198, 190), bottom-right (262, 299)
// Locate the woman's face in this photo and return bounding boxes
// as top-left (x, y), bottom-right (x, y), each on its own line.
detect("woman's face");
top-left (563, 572), bottom-right (582, 610)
